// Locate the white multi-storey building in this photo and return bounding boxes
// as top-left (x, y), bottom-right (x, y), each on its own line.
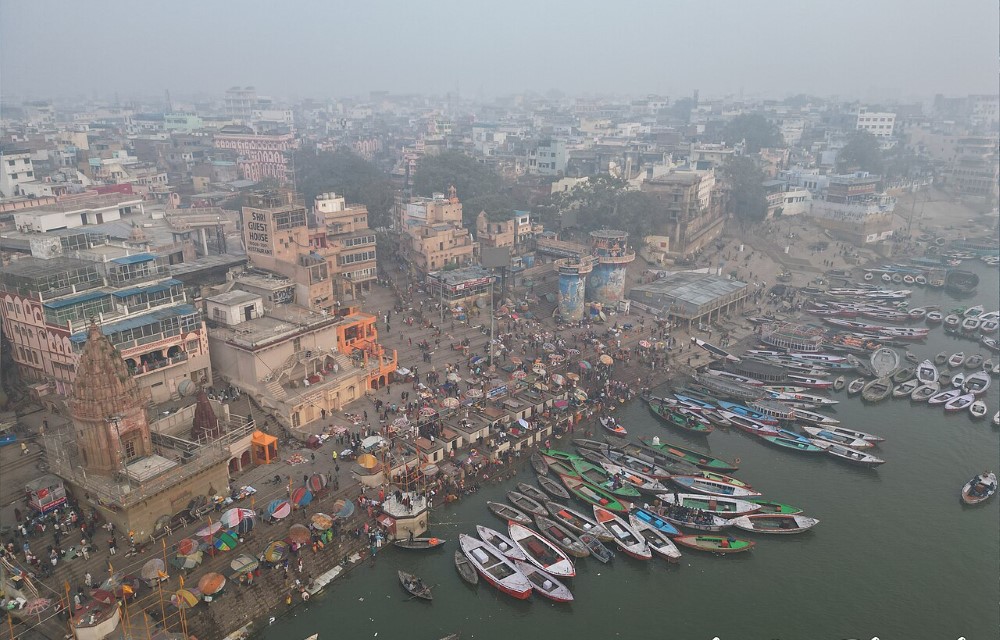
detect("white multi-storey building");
top-left (856, 109), bottom-right (896, 137)
top-left (1, 149), bottom-right (35, 197)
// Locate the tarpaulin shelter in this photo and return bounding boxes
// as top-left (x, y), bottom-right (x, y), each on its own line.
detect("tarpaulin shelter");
top-left (251, 431), bottom-right (278, 465)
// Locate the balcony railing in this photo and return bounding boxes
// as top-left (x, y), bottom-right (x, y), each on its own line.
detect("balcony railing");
top-left (131, 352), bottom-right (189, 376)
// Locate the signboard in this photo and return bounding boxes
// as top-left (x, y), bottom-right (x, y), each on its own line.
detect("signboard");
top-left (487, 384), bottom-right (507, 399)
top-left (245, 210), bottom-right (273, 256)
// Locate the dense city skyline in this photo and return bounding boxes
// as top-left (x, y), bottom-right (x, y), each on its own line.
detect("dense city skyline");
top-left (2, 0), bottom-right (998, 101)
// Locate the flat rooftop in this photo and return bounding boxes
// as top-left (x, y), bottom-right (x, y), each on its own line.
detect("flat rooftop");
top-left (209, 304), bottom-right (339, 349)
top-left (630, 271), bottom-right (749, 317)
top-left (207, 290), bottom-right (261, 305)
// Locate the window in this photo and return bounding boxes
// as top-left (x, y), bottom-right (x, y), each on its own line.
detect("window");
top-left (293, 337), bottom-right (302, 352)
top-left (124, 439), bottom-right (137, 460)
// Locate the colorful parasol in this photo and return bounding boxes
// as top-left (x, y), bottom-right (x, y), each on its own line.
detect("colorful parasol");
top-left (548, 354), bottom-right (565, 363)
top-left (197, 572), bottom-right (226, 595)
top-left (447, 372), bottom-right (461, 382)
top-left (141, 558), bottom-right (166, 582)
top-left (510, 370), bottom-right (527, 380)
top-left (310, 513), bottom-right (334, 531)
top-left (332, 498), bottom-right (356, 519)
top-left (308, 473), bottom-right (328, 493)
top-left (230, 554), bottom-right (258, 575)
top-left (579, 360), bottom-right (592, 370)
top-left (510, 356), bottom-right (522, 365)
top-left (170, 589), bottom-right (201, 609)
top-left (235, 516), bottom-right (255, 536)
top-left (550, 374), bottom-right (566, 386)
top-left (574, 389), bottom-right (589, 402)
top-left (176, 538), bottom-right (200, 556)
top-left (195, 522), bottom-right (223, 539)
top-left (290, 487), bottom-right (313, 507)
top-left (532, 366), bottom-right (546, 376)
top-left (599, 354), bottom-right (614, 365)
top-left (356, 453), bottom-right (378, 469)
top-left (23, 598), bottom-right (51, 616)
top-left (392, 417), bottom-right (410, 428)
top-left (219, 508), bottom-right (254, 529)
top-left (419, 406), bottom-right (437, 417)
top-left (263, 540), bottom-right (289, 563)
top-left (465, 388), bottom-right (483, 398)
top-left (565, 372), bottom-right (580, 381)
top-left (213, 530), bottom-right (240, 551)
top-left (442, 397), bottom-right (460, 408)
top-left (638, 340), bottom-right (651, 348)
top-left (169, 551), bottom-right (203, 570)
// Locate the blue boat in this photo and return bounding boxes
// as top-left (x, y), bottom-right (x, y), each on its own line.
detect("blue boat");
top-left (774, 428), bottom-right (812, 444)
top-left (759, 435), bottom-right (825, 453)
top-left (717, 401), bottom-right (778, 425)
top-left (673, 394), bottom-right (716, 410)
top-left (630, 507), bottom-right (681, 537)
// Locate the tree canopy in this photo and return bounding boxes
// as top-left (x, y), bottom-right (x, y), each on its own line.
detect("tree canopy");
top-left (534, 175), bottom-right (658, 240)
top-left (293, 145), bottom-right (395, 229)
top-left (722, 114), bottom-right (783, 153)
top-left (413, 151), bottom-right (518, 226)
top-left (721, 157), bottom-right (768, 226)
top-left (836, 131), bottom-right (884, 175)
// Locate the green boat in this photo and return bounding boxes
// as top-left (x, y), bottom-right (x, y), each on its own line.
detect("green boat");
top-left (569, 459), bottom-right (641, 500)
top-left (645, 400), bottom-right (714, 435)
top-left (639, 437), bottom-right (739, 472)
top-left (698, 471), bottom-right (753, 489)
top-left (759, 435), bottom-right (825, 453)
top-left (558, 474), bottom-right (631, 515)
top-left (673, 535), bottom-right (755, 554)
top-left (540, 449), bottom-right (582, 464)
top-left (747, 499), bottom-right (802, 515)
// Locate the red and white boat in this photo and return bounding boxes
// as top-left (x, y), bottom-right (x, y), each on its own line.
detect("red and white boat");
top-left (512, 560), bottom-right (574, 603)
top-left (458, 534), bottom-right (532, 600)
top-left (475, 525), bottom-right (526, 561)
top-left (508, 521), bottom-right (576, 578)
top-left (592, 505), bottom-right (652, 560)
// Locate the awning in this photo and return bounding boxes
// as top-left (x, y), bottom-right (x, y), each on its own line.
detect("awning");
top-left (112, 278), bottom-right (183, 299)
top-left (43, 290), bottom-right (112, 310)
top-left (251, 431), bottom-right (277, 447)
top-left (111, 253), bottom-right (156, 265)
top-left (70, 304), bottom-right (199, 343)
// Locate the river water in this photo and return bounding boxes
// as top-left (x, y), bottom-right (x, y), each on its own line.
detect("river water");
top-left (260, 263), bottom-right (999, 640)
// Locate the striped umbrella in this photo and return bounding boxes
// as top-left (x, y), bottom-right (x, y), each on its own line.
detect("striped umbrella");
top-left (176, 538), bottom-right (200, 556)
top-left (263, 540), bottom-right (289, 563)
top-left (169, 550), bottom-right (203, 570)
top-left (230, 554), bottom-right (258, 574)
top-left (290, 487), bottom-right (313, 508)
top-left (195, 522), bottom-right (223, 539)
top-left (307, 473), bottom-right (328, 493)
top-left (219, 508), bottom-right (254, 529)
top-left (213, 531), bottom-right (239, 551)
top-left (235, 516), bottom-right (255, 536)
top-left (265, 499), bottom-right (292, 520)
top-left (332, 498), bottom-right (355, 519)
top-left (170, 588), bottom-right (201, 609)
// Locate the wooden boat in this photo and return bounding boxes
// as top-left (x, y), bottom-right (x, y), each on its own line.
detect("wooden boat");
top-left (893, 379), bottom-right (920, 398)
top-left (578, 533), bottom-right (614, 563)
top-left (910, 382), bottom-right (939, 402)
top-left (394, 537), bottom-right (446, 550)
top-left (646, 400), bottom-right (714, 435)
top-left (916, 360), bottom-right (939, 384)
top-left (801, 426), bottom-right (874, 449)
top-left (629, 513), bottom-right (682, 563)
top-left (568, 459), bottom-right (642, 499)
top-left (960, 472), bottom-right (997, 505)
top-left (948, 352), bottom-right (965, 368)
top-left (891, 366), bottom-right (915, 384)
top-left (506, 491), bottom-right (548, 517)
top-left (630, 507), bottom-right (682, 537)
top-left (458, 534), bottom-right (532, 600)
top-left (476, 525), bottom-right (527, 561)
top-left (983, 336), bottom-right (1000, 353)
top-left (759, 435), bottom-right (826, 453)
top-left (639, 436), bottom-right (739, 472)
top-left (717, 401), bottom-right (779, 425)
top-left (508, 521), bottom-right (576, 577)
top-left (950, 372), bottom-right (965, 389)
top-left (861, 377), bottom-right (892, 403)
top-left (512, 560), bottom-right (573, 603)
top-left (600, 416), bottom-right (628, 438)
top-left (928, 388), bottom-right (962, 405)
top-left (650, 505), bottom-right (731, 532)
top-left (536, 474), bottom-right (571, 500)
top-left (530, 452), bottom-right (549, 476)
top-left (454, 550), bottom-right (479, 585)
top-left (847, 378), bottom-right (866, 395)
top-left (811, 440), bottom-right (886, 467)
top-left (833, 375), bottom-right (846, 391)
top-left (963, 304), bottom-right (985, 318)
top-left (933, 352), bottom-right (948, 366)
top-left (603, 449), bottom-right (677, 480)
top-left (558, 474), bottom-right (631, 515)
top-left (572, 438), bottom-right (614, 452)
top-left (965, 354), bottom-right (985, 370)
top-left (731, 513), bottom-right (820, 534)
top-left (544, 500), bottom-right (614, 542)
top-left (944, 393), bottom-right (975, 412)
top-left (533, 514), bottom-right (590, 558)
top-left (619, 442), bottom-right (702, 476)
top-left (487, 501), bottom-right (532, 526)
top-left (540, 449), bottom-right (582, 465)
top-left (813, 424), bottom-right (884, 443)
top-left (672, 535), bottom-right (755, 554)
top-left (670, 475), bottom-right (762, 497)
top-left (962, 317), bottom-right (981, 333)
top-left (398, 570), bottom-right (433, 601)
top-left (696, 470), bottom-right (754, 489)
top-left (659, 493), bottom-right (760, 517)
top-left (870, 347), bottom-right (900, 378)
top-left (904, 351), bottom-right (919, 364)
top-left (516, 482), bottom-right (549, 505)
top-left (791, 407), bottom-right (842, 426)
top-left (940, 371), bottom-right (953, 385)
top-left (944, 315), bottom-right (961, 331)
top-left (722, 412), bottom-right (781, 437)
top-left (926, 310), bottom-right (943, 324)
top-left (593, 506), bottom-right (652, 560)
top-left (962, 370), bottom-right (991, 395)
top-left (747, 499), bottom-right (802, 515)
top-left (969, 400), bottom-right (988, 419)
top-left (598, 462), bottom-right (669, 494)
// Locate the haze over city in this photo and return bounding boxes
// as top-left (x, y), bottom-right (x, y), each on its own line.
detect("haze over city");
top-left (2, 0), bottom-right (998, 100)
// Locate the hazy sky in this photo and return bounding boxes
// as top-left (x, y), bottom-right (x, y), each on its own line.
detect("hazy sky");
top-left (2, 0), bottom-right (997, 102)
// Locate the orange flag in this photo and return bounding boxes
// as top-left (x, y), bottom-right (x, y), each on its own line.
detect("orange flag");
top-left (108, 561), bottom-right (114, 575)
top-left (179, 575), bottom-right (184, 588)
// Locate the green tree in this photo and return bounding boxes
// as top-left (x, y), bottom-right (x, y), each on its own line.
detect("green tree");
top-left (722, 114), bottom-right (783, 153)
top-left (535, 175), bottom-right (657, 240)
top-left (412, 151), bottom-right (521, 226)
top-left (721, 157), bottom-right (768, 226)
top-left (836, 131), bottom-right (884, 175)
top-left (293, 145), bottom-right (395, 228)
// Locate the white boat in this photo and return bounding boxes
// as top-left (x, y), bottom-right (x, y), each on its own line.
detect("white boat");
top-left (951, 372), bottom-right (965, 388)
top-left (928, 388), bottom-right (961, 405)
top-left (910, 382), bottom-right (939, 402)
top-left (598, 462), bottom-right (669, 494)
top-left (592, 506), bottom-right (651, 560)
top-left (943, 393), bottom-right (975, 412)
top-left (801, 426), bottom-right (874, 449)
top-left (961, 317), bottom-right (981, 333)
top-left (969, 400), bottom-right (988, 419)
top-left (893, 379), bottom-right (920, 398)
top-left (810, 440), bottom-right (886, 467)
top-left (948, 352), bottom-right (965, 368)
top-left (512, 560), bottom-right (573, 603)
top-left (658, 493), bottom-right (760, 517)
top-left (870, 348), bottom-right (900, 378)
top-left (961, 472), bottom-right (997, 505)
top-left (790, 407), bottom-right (841, 425)
top-left (628, 513), bottom-right (682, 563)
top-left (926, 310), bottom-right (943, 324)
top-left (944, 314), bottom-right (961, 330)
top-left (963, 370), bottom-right (992, 396)
top-left (475, 525), bottom-right (527, 561)
top-left (847, 378), bottom-right (866, 395)
top-left (669, 475), bottom-right (762, 498)
top-left (916, 360), bottom-right (939, 384)
top-left (458, 534), bottom-right (532, 599)
top-left (815, 424), bottom-right (885, 442)
top-left (981, 319), bottom-right (1000, 334)
top-left (508, 521), bottom-right (576, 578)
top-left (730, 513), bottom-right (820, 534)
top-left (963, 305), bottom-right (985, 318)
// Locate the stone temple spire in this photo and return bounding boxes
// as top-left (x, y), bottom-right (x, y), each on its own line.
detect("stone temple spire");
top-left (190, 388), bottom-right (224, 442)
top-left (70, 321), bottom-right (152, 476)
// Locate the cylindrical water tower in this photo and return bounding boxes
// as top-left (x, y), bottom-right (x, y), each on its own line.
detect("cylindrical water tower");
top-left (555, 256), bottom-right (595, 322)
top-left (585, 230), bottom-right (635, 307)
